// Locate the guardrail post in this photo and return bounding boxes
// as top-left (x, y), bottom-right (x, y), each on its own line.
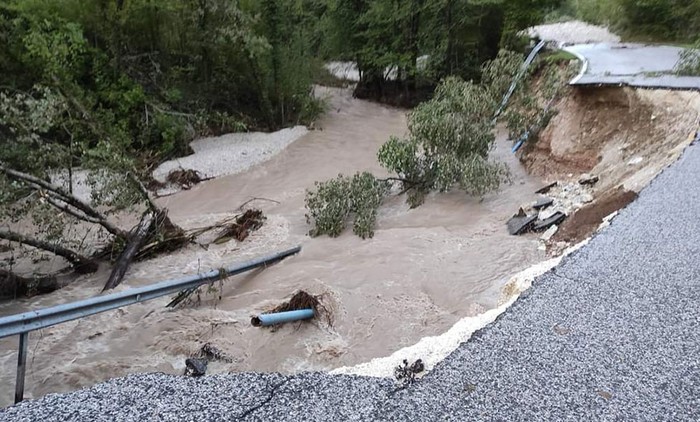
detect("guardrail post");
top-left (14, 332), bottom-right (28, 404)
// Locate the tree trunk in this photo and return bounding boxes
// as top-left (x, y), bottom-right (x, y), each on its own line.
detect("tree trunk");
top-left (0, 164), bottom-right (129, 240)
top-left (0, 229), bottom-right (98, 274)
top-left (103, 212), bottom-right (154, 291)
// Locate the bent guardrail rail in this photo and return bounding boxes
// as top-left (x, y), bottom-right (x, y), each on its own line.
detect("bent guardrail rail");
top-left (0, 245), bottom-right (301, 405)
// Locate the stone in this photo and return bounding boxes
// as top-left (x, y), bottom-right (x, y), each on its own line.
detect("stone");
top-left (540, 225), bottom-right (559, 241)
top-left (185, 358), bottom-right (208, 377)
top-left (579, 173), bottom-right (599, 185)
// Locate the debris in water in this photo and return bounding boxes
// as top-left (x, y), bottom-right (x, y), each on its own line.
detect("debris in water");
top-left (533, 197), bottom-right (554, 210)
top-left (251, 309), bottom-right (315, 327)
top-left (199, 343), bottom-right (233, 363)
top-left (534, 211), bottom-right (566, 232)
top-left (184, 358), bottom-right (208, 377)
top-left (213, 209), bottom-right (266, 244)
top-left (507, 208), bottom-right (538, 235)
top-left (394, 358), bottom-right (425, 386)
top-left (253, 290), bottom-right (332, 328)
top-left (535, 181), bottom-right (558, 194)
top-left (578, 173), bottom-right (599, 186)
top-left (166, 168), bottom-right (205, 189)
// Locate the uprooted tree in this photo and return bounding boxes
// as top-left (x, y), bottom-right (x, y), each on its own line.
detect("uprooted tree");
top-left (305, 75), bottom-right (509, 239)
top-left (305, 47), bottom-right (576, 239)
top-left (0, 85), bottom-right (188, 297)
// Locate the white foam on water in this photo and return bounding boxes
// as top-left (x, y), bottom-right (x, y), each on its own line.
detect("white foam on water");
top-left (331, 240), bottom-right (589, 378)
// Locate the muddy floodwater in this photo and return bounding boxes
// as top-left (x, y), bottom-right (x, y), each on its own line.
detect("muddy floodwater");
top-left (0, 88), bottom-right (545, 406)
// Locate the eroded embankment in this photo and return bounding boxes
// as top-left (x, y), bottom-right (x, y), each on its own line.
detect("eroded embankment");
top-left (519, 86), bottom-right (700, 248)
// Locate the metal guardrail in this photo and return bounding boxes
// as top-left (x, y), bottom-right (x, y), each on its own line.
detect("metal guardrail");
top-left (0, 246), bottom-right (301, 404)
top-left (493, 39), bottom-right (547, 122)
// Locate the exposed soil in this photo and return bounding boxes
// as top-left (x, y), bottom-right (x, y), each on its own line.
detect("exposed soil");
top-left (521, 87), bottom-right (700, 193)
top-left (553, 188), bottom-right (638, 243)
top-left (519, 83), bottom-right (700, 250)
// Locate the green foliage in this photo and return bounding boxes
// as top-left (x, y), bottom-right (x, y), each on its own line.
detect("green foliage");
top-left (481, 49), bottom-right (524, 103)
top-left (378, 77), bottom-right (506, 207)
top-left (498, 54), bottom-right (576, 143)
top-left (305, 172), bottom-right (389, 239)
top-left (555, 0), bottom-right (700, 42)
top-left (0, 0), bottom-right (325, 169)
top-left (676, 41), bottom-right (700, 76)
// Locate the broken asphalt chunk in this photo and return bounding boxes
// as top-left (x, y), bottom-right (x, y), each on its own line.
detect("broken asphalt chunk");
top-left (534, 211), bottom-right (566, 232)
top-left (579, 173), bottom-right (599, 185)
top-left (533, 197), bottom-right (554, 210)
top-left (507, 212), bottom-right (538, 235)
top-left (535, 181), bottom-right (558, 194)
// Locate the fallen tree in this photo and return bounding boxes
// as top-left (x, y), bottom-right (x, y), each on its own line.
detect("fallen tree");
top-left (0, 228), bottom-right (97, 274)
top-left (102, 211), bottom-right (154, 291)
top-left (0, 86), bottom-right (194, 297)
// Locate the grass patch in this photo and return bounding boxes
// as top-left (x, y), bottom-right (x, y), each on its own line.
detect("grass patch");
top-left (543, 50), bottom-right (579, 66)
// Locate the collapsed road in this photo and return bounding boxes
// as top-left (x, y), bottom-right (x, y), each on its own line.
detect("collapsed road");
top-left (3, 36), bottom-right (700, 420)
top-left (3, 121), bottom-right (699, 422)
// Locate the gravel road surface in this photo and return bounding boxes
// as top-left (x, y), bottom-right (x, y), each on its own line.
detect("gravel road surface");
top-left (3, 136), bottom-right (700, 421)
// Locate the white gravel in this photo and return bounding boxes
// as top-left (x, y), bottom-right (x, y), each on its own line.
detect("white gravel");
top-left (152, 126), bottom-right (308, 184)
top-left (525, 20), bottom-right (620, 46)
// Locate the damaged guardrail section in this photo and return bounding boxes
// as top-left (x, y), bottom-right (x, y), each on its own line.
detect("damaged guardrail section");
top-left (0, 246), bottom-right (301, 405)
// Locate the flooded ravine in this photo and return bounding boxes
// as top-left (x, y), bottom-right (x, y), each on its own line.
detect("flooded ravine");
top-left (0, 87), bottom-right (545, 406)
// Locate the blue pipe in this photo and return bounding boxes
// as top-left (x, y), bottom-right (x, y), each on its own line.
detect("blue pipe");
top-left (251, 309), bottom-right (315, 327)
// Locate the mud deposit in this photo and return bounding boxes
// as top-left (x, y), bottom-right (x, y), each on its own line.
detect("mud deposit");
top-left (0, 88), bottom-right (546, 406)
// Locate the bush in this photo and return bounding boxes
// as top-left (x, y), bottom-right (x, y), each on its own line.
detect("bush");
top-left (305, 172), bottom-right (388, 239)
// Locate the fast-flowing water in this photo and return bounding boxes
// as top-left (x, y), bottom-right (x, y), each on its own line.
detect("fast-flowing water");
top-left (0, 87), bottom-right (545, 406)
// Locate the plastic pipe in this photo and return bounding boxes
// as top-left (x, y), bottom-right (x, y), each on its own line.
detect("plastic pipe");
top-left (251, 309), bottom-right (315, 327)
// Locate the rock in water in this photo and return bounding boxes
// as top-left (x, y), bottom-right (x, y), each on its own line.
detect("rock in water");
top-left (185, 358), bottom-right (208, 377)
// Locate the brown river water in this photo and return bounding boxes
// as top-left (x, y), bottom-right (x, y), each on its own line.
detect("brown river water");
top-left (0, 87), bottom-right (545, 406)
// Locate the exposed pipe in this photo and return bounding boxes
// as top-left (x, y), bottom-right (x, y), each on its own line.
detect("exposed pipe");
top-left (251, 309), bottom-right (315, 327)
top-left (0, 246), bottom-right (301, 404)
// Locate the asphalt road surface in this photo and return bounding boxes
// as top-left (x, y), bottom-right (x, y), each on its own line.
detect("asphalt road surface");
top-left (565, 43), bottom-right (700, 90)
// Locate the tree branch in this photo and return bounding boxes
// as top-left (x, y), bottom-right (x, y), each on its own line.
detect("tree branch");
top-left (0, 163), bottom-right (129, 240)
top-left (0, 228), bottom-right (97, 274)
top-left (45, 196), bottom-right (102, 225)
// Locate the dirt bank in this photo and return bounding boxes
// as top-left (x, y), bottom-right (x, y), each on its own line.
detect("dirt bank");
top-left (520, 86), bottom-right (700, 247)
